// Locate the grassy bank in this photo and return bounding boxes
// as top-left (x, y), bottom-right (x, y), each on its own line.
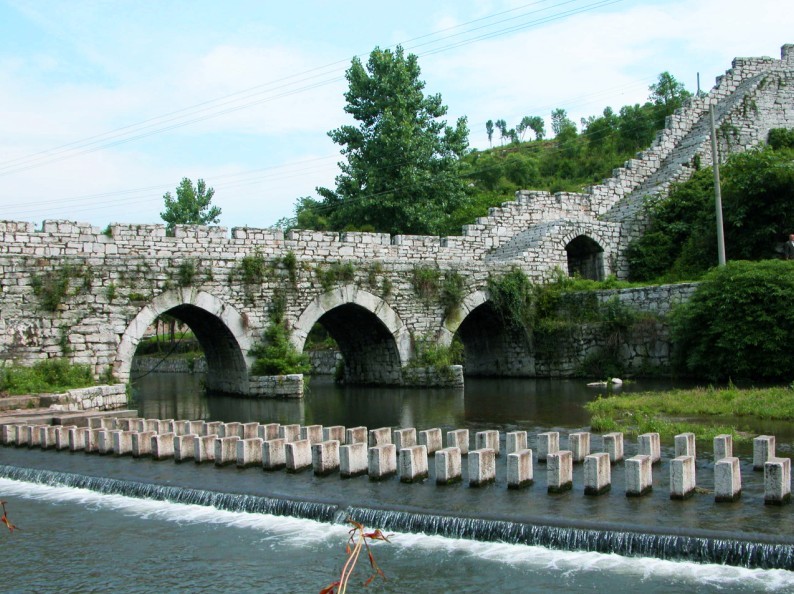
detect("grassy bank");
top-left (0, 360), bottom-right (95, 396)
top-left (586, 385), bottom-right (794, 442)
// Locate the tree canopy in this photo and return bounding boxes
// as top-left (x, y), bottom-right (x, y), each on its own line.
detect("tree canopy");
top-left (304, 46), bottom-right (470, 235)
top-left (160, 178), bottom-right (221, 235)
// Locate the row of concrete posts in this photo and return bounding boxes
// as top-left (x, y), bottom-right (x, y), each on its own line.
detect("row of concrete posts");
top-left (0, 419), bottom-right (789, 504)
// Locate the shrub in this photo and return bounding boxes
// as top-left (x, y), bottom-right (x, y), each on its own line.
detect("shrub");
top-left (411, 266), bottom-right (441, 304)
top-left (671, 260), bottom-right (794, 381)
top-left (316, 262), bottom-right (356, 292)
top-left (249, 299), bottom-right (310, 376)
top-left (177, 260), bottom-right (197, 287)
top-left (0, 359), bottom-right (94, 395)
top-left (440, 272), bottom-right (466, 317)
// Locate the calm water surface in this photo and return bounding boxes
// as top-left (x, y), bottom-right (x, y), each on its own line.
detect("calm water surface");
top-left (1, 374), bottom-right (792, 592)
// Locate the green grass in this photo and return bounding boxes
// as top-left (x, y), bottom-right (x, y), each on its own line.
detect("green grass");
top-left (586, 385), bottom-right (794, 442)
top-left (0, 359), bottom-right (95, 395)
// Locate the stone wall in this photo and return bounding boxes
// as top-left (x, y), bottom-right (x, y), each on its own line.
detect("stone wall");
top-left (46, 384), bottom-right (128, 412)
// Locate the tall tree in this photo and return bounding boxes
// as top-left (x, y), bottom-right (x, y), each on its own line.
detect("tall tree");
top-left (648, 71), bottom-right (692, 128)
top-left (485, 119), bottom-right (495, 147)
top-left (315, 46), bottom-right (470, 235)
top-left (160, 178), bottom-right (221, 235)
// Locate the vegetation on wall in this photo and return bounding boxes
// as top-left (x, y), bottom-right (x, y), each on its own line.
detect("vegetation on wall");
top-left (249, 293), bottom-right (311, 376)
top-left (670, 260), bottom-right (794, 381)
top-left (627, 136), bottom-right (794, 282)
top-left (30, 262), bottom-right (93, 312)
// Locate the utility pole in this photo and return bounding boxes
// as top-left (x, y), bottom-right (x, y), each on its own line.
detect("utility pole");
top-left (709, 104), bottom-right (727, 266)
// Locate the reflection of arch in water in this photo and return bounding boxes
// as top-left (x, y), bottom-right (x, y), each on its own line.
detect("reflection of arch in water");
top-left (116, 289), bottom-right (251, 394)
top-left (565, 234), bottom-right (604, 281)
top-left (293, 285), bottom-right (410, 385)
top-left (440, 290), bottom-right (534, 377)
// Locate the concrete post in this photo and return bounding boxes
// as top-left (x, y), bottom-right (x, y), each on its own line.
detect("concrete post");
top-left (144, 419), bottom-right (160, 433)
top-left (0, 425), bottom-right (18, 445)
top-left (340, 442), bottom-right (368, 478)
top-left (285, 439), bottom-right (312, 472)
top-left (174, 434), bottom-right (198, 462)
top-left (368, 427), bottom-right (392, 447)
top-left (568, 432), bottom-right (591, 463)
top-left (764, 457), bottom-right (791, 505)
top-left (323, 425), bottom-right (346, 444)
top-left (204, 421), bottom-right (222, 436)
top-left (603, 432), bottom-right (624, 464)
top-left (14, 425), bottom-right (29, 447)
top-left (446, 429), bottom-right (469, 455)
top-left (28, 425), bottom-right (46, 448)
top-left (214, 436), bottom-right (240, 466)
top-left (346, 426), bottom-right (367, 445)
top-left (173, 420), bottom-right (190, 436)
top-left (40, 426), bottom-right (58, 450)
top-left (436, 447), bottom-right (462, 485)
top-left (368, 444), bottom-right (397, 480)
top-left (262, 438), bottom-right (286, 471)
top-left (506, 431), bottom-right (527, 455)
top-left (187, 420), bottom-right (206, 436)
top-left (158, 420), bottom-right (175, 434)
top-left (97, 430), bottom-right (113, 455)
top-left (84, 428), bottom-right (103, 453)
top-left (88, 417), bottom-right (103, 429)
top-left (674, 433), bottom-right (696, 458)
top-left (714, 457), bottom-right (742, 502)
top-left (547, 450), bottom-right (573, 493)
top-left (131, 419), bottom-right (147, 432)
top-left (237, 437), bottom-right (264, 468)
top-left (399, 445), bottom-right (429, 483)
top-left (469, 448), bottom-right (497, 487)
top-left (507, 449), bottom-right (533, 489)
top-left (258, 423), bottom-right (280, 441)
top-left (419, 428), bottom-right (442, 456)
top-left (393, 428), bottom-right (416, 451)
top-left (312, 440), bottom-right (341, 476)
top-left (131, 430), bottom-right (155, 457)
top-left (152, 433), bottom-right (176, 461)
top-left (753, 435), bottom-right (775, 471)
top-left (301, 424), bottom-right (323, 445)
top-left (220, 422), bottom-right (242, 438)
top-left (626, 455), bottom-right (653, 497)
top-left (475, 430), bottom-right (500, 457)
top-left (194, 434), bottom-right (218, 463)
top-left (69, 427), bottom-right (87, 452)
top-left (638, 433), bottom-right (661, 464)
top-left (279, 424), bottom-right (301, 443)
top-left (100, 418), bottom-right (117, 430)
top-left (537, 432), bottom-right (559, 463)
top-left (584, 452), bottom-right (611, 496)
top-left (670, 455), bottom-right (696, 500)
top-left (241, 423), bottom-right (260, 440)
top-left (713, 434), bottom-right (733, 462)
top-left (55, 425), bottom-right (75, 450)
top-left (112, 430), bottom-right (134, 456)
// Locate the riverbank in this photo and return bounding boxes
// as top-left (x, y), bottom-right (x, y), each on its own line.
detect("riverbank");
top-left (587, 385), bottom-right (794, 441)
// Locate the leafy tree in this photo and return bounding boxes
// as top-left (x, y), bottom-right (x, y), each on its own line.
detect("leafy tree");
top-left (671, 260), bottom-right (794, 381)
top-left (551, 108), bottom-right (576, 137)
top-left (160, 178), bottom-right (221, 235)
top-left (495, 119), bottom-right (508, 145)
top-left (485, 120), bottom-right (494, 147)
top-left (313, 46), bottom-right (470, 235)
top-left (527, 116), bottom-right (545, 141)
top-left (648, 71), bottom-right (692, 129)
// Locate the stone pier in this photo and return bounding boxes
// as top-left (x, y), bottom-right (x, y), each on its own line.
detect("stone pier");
top-left (399, 445), bottom-right (429, 483)
top-left (436, 447), bottom-right (462, 485)
top-left (262, 438), bottom-right (287, 471)
top-left (340, 442), bottom-right (368, 478)
top-left (368, 444), bottom-right (396, 480)
top-left (507, 449), bottom-right (533, 489)
top-left (638, 433), bottom-right (661, 464)
top-left (419, 428), bottom-right (442, 456)
top-left (764, 457), bottom-right (791, 505)
top-left (312, 440), bottom-right (340, 476)
top-left (547, 450), bottom-right (573, 493)
top-left (603, 432), bottom-right (623, 464)
top-left (469, 448), bottom-right (496, 487)
top-left (715, 457), bottom-right (742, 502)
top-left (670, 455), bottom-right (696, 500)
top-left (626, 455), bottom-right (653, 497)
top-left (446, 429), bottom-right (469, 455)
top-left (584, 452), bottom-right (611, 496)
top-left (537, 432), bottom-right (559, 463)
top-left (754, 436), bottom-right (776, 471)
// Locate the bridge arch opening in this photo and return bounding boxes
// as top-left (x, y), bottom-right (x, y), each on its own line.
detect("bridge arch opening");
top-left (117, 290), bottom-right (251, 395)
top-left (445, 292), bottom-right (534, 377)
top-left (294, 286), bottom-right (409, 385)
top-left (566, 235), bottom-right (604, 281)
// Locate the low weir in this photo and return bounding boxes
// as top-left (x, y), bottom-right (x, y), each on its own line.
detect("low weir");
top-left (0, 464), bottom-right (791, 570)
top-left (1, 415), bottom-right (792, 570)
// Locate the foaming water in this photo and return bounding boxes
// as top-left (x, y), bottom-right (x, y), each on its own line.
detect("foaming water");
top-left (2, 476), bottom-right (793, 593)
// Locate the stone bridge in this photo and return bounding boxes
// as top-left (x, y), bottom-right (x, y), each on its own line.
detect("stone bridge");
top-left (0, 45), bottom-right (792, 395)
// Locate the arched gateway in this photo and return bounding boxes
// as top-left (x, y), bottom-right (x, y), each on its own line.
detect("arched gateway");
top-left (115, 289), bottom-right (252, 394)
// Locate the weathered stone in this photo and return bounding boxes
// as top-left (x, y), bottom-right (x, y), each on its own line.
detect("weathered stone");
top-left (764, 457), bottom-right (791, 505)
top-left (152, 432), bottom-right (176, 461)
top-left (568, 432), bottom-right (590, 464)
top-left (393, 428), bottom-right (416, 451)
top-left (638, 433), bottom-right (661, 464)
top-left (754, 435), bottom-right (776, 471)
top-left (475, 430), bottom-right (500, 457)
top-left (418, 428), bottom-right (442, 456)
top-left (626, 455), bottom-right (653, 497)
top-left (713, 434), bottom-right (733, 462)
top-left (715, 457), bottom-right (742, 502)
top-left (286, 439), bottom-right (312, 472)
top-left (340, 442), bottom-right (368, 478)
top-left (323, 425), bottom-right (345, 444)
top-left (469, 448), bottom-right (496, 487)
top-left (300, 424), bottom-right (323, 445)
top-left (131, 430), bottom-right (155, 457)
top-left (237, 438), bottom-right (264, 468)
top-left (262, 438), bottom-right (287, 471)
top-left (603, 432), bottom-right (624, 464)
top-left (368, 444), bottom-right (397, 480)
top-left (368, 427), bottom-right (392, 447)
top-left (346, 426), bottom-right (367, 445)
top-left (174, 434), bottom-right (198, 462)
top-left (195, 434), bottom-right (218, 463)
top-left (446, 429), bottom-right (469, 455)
top-left (537, 432), bottom-right (559, 463)
top-left (506, 431), bottom-right (527, 455)
top-left (547, 450), bottom-right (573, 493)
top-left (584, 452), bottom-right (611, 496)
top-left (312, 440), bottom-right (340, 476)
top-left (399, 445), bottom-right (428, 483)
top-left (670, 455), bottom-right (696, 500)
top-left (674, 433), bottom-right (696, 458)
top-left (436, 447), bottom-right (462, 485)
top-left (507, 448), bottom-right (533, 489)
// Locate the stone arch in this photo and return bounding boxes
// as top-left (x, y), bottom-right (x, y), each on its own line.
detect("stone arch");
top-left (440, 290), bottom-right (534, 377)
top-left (293, 285), bottom-right (410, 385)
top-left (560, 227), bottom-right (611, 280)
top-left (115, 288), bottom-right (252, 394)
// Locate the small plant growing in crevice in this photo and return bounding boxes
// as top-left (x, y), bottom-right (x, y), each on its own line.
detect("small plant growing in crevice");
top-left (280, 251), bottom-right (298, 286)
top-left (440, 271), bottom-right (466, 317)
top-left (411, 266), bottom-right (441, 304)
top-left (236, 250), bottom-right (267, 285)
top-left (366, 262), bottom-right (384, 291)
top-left (177, 260), bottom-right (197, 287)
top-left (58, 325), bottom-right (72, 357)
top-left (316, 262), bottom-right (356, 292)
top-left (105, 282), bottom-right (117, 302)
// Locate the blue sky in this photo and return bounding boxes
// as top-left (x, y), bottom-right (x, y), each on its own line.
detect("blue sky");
top-left (1, 0), bottom-right (792, 230)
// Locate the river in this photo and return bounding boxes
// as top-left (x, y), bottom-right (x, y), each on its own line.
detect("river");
top-left (0, 374), bottom-right (792, 592)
